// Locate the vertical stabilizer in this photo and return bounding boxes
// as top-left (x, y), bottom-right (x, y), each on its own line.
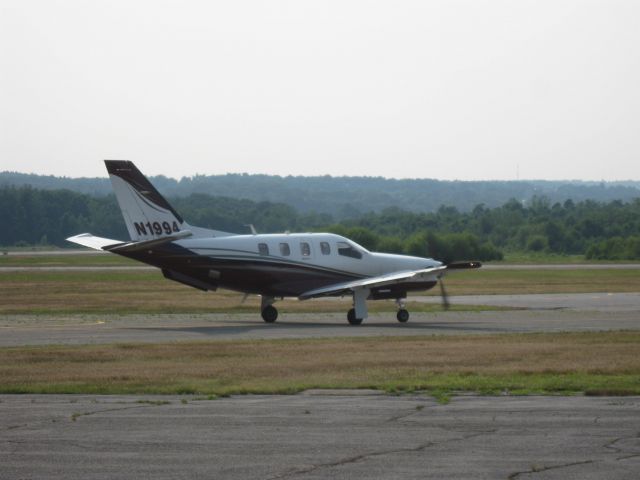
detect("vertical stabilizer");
top-left (105, 160), bottom-right (231, 241)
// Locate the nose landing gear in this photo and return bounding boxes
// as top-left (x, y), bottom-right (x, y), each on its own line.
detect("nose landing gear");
top-left (396, 309), bottom-right (409, 323)
top-left (396, 298), bottom-right (409, 323)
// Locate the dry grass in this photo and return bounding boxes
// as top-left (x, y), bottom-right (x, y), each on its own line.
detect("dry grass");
top-left (1, 332), bottom-right (639, 395)
top-left (0, 271), bottom-right (254, 314)
top-left (0, 253), bottom-right (137, 267)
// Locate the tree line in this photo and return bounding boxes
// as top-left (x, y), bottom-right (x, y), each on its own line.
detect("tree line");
top-left (3, 170), bottom-right (640, 217)
top-left (2, 185), bottom-right (640, 261)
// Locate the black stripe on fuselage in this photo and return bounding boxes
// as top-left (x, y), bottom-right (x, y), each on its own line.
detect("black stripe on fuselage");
top-left (189, 246), bottom-right (368, 279)
top-left (114, 242), bottom-right (364, 297)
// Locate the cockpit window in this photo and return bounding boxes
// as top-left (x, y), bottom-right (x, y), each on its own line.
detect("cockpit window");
top-left (320, 241), bottom-right (331, 255)
top-left (337, 241), bottom-right (362, 259)
top-left (279, 242), bottom-right (291, 256)
top-left (258, 243), bottom-right (269, 256)
top-left (300, 242), bottom-right (311, 257)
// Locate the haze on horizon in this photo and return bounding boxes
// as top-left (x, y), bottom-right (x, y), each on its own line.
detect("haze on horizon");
top-left (1, 0), bottom-right (639, 182)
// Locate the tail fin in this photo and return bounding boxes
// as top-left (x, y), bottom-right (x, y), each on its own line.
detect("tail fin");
top-left (105, 160), bottom-right (231, 241)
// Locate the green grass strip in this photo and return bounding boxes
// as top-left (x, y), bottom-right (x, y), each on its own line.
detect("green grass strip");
top-left (1, 332), bottom-right (639, 397)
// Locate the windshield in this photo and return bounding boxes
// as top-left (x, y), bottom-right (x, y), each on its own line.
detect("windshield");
top-left (337, 241), bottom-right (363, 259)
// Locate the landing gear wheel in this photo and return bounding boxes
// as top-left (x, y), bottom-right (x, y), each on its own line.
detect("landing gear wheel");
top-left (396, 309), bottom-right (409, 323)
top-left (261, 305), bottom-right (278, 323)
top-left (347, 308), bottom-right (363, 325)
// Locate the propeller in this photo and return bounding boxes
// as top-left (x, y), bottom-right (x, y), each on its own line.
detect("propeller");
top-left (240, 293), bottom-right (249, 305)
top-left (439, 276), bottom-right (450, 311)
top-left (437, 260), bottom-right (480, 310)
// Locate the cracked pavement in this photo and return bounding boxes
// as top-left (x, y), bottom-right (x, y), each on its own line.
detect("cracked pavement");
top-left (1, 394), bottom-right (639, 479)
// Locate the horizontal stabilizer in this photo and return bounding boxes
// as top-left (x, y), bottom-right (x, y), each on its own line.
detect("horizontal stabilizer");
top-left (105, 230), bottom-right (193, 253)
top-left (66, 233), bottom-right (124, 251)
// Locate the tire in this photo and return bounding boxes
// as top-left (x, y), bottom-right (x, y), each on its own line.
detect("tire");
top-left (347, 308), bottom-right (363, 325)
top-left (396, 309), bottom-right (409, 323)
top-left (261, 305), bottom-right (278, 323)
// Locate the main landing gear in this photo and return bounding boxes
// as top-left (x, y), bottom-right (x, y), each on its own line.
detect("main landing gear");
top-left (261, 296), bottom-right (278, 323)
top-left (346, 288), bottom-right (369, 325)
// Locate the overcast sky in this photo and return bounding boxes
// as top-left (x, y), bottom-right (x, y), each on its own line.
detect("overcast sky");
top-left (1, 0), bottom-right (639, 181)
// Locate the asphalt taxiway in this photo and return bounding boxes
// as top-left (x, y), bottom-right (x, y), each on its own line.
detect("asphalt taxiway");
top-left (2, 393), bottom-right (639, 479)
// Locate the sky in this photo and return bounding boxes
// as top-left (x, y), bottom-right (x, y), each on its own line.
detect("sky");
top-left (1, 0), bottom-right (639, 181)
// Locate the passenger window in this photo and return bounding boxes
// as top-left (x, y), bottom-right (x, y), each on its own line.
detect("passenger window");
top-left (300, 242), bottom-right (311, 257)
top-left (320, 241), bottom-right (331, 255)
top-left (337, 241), bottom-right (362, 259)
top-left (279, 242), bottom-right (291, 256)
top-left (258, 243), bottom-right (269, 256)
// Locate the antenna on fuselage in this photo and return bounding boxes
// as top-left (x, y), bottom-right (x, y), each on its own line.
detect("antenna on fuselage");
top-left (244, 224), bottom-right (258, 235)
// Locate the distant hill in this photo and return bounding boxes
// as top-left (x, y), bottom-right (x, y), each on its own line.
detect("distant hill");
top-left (2, 171), bottom-right (639, 217)
top-left (3, 184), bottom-right (640, 260)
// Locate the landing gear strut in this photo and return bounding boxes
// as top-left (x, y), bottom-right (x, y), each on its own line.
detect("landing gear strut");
top-left (261, 296), bottom-right (278, 323)
top-left (346, 288), bottom-right (369, 325)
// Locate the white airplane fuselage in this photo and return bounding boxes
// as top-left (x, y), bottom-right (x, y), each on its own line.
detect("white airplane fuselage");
top-left (123, 232), bottom-right (442, 298)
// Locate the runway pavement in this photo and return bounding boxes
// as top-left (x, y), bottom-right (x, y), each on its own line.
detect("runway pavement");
top-left (1, 292), bottom-right (639, 346)
top-left (1, 393), bottom-right (639, 479)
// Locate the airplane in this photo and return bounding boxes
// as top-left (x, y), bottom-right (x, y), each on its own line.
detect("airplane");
top-left (67, 160), bottom-right (481, 325)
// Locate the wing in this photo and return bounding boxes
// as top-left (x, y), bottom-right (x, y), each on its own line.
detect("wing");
top-left (298, 261), bottom-right (482, 300)
top-left (298, 265), bottom-right (448, 300)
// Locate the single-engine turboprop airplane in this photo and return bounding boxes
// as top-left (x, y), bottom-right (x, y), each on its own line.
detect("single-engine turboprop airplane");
top-left (67, 161), bottom-right (481, 325)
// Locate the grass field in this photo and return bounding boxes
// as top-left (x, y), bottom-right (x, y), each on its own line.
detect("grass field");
top-left (0, 252), bottom-right (138, 267)
top-left (442, 268), bottom-right (640, 295)
top-left (1, 332), bottom-right (638, 397)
